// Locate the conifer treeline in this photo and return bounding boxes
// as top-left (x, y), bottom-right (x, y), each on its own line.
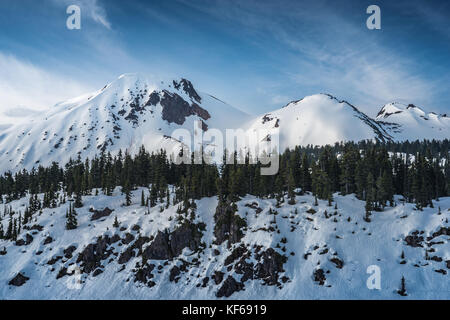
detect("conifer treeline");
top-left (0, 140), bottom-right (449, 213)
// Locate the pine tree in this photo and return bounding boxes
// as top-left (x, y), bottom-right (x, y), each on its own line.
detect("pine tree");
top-left (141, 190), bottom-right (146, 207)
top-left (12, 219), bottom-right (17, 241)
top-left (122, 179), bottom-right (132, 206)
top-left (300, 153), bottom-right (312, 192)
top-left (165, 188), bottom-right (170, 209)
top-left (150, 184), bottom-right (157, 207)
top-left (398, 276), bottom-right (407, 296)
top-left (74, 191), bottom-right (83, 208)
top-left (287, 169), bottom-right (296, 205)
top-left (66, 203), bottom-right (78, 230)
top-left (6, 217), bottom-right (13, 240)
top-left (327, 193), bottom-right (333, 207)
top-left (113, 216), bottom-right (120, 228)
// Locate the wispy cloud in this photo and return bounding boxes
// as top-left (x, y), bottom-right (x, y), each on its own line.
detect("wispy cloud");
top-left (50, 0), bottom-right (111, 29)
top-left (177, 0), bottom-right (446, 115)
top-left (0, 52), bottom-right (92, 125)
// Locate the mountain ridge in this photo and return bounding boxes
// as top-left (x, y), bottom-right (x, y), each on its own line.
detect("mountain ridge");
top-left (0, 73), bottom-right (449, 172)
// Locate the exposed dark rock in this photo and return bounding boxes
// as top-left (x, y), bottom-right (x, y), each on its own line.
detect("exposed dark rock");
top-left (214, 201), bottom-right (246, 246)
top-left (9, 273), bottom-right (29, 286)
top-left (427, 241), bottom-right (445, 247)
top-left (191, 103), bottom-right (210, 120)
top-left (56, 267), bottom-right (68, 279)
top-left (169, 222), bottom-right (204, 257)
top-left (429, 227), bottom-right (450, 240)
top-left (145, 91), bottom-right (160, 106)
top-left (143, 222), bottom-right (205, 261)
top-left (15, 239), bottom-right (25, 246)
top-left (118, 236), bottom-right (151, 264)
top-left (64, 245), bottom-right (77, 259)
top-left (199, 119), bottom-right (208, 131)
top-left (76, 235), bottom-right (115, 273)
top-left (47, 256), bottom-right (63, 265)
top-left (254, 248), bottom-right (286, 286)
top-left (110, 234), bottom-right (120, 244)
top-left (125, 95), bottom-right (146, 126)
top-left (330, 257), bottom-right (344, 269)
top-left (235, 257), bottom-right (254, 283)
top-left (216, 276), bottom-right (244, 298)
top-left (212, 271), bottom-right (225, 285)
top-left (0, 247), bottom-right (6, 255)
top-left (134, 264), bottom-right (155, 286)
top-left (224, 245), bottom-right (249, 266)
top-left (435, 269), bottom-right (447, 275)
top-left (118, 248), bottom-right (134, 264)
top-left (142, 230), bottom-right (171, 260)
top-left (90, 207), bottom-right (114, 221)
top-left (92, 268), bottom-right (104, 277)
top-left (262, 114), bottom-right (273, 124)
top-left (15, 233), bottom-right (33, 246)
top-left (159, 90), bottom-right (209, 126)
top-left (122, 233), bottom-right (135, 245)
top-left (25, 233), bottom-right (33, 244)
top-left (173, 78), bottom-right (202, 103)
top-left (131, 224), bottom-right (141, 232)
top-left (43, 236), bottom-right (53, 245)
top-left (313, 268), bottom-right (326, 285)
top-left (30, 225), bottom-right (44, 232)
top-left (169, 265), bottom-right (181, 283)
top-left (446, 260), bottom-right (450, 269)
top-left (201, 277), bottom-right (209, 288)
top-left (430, 256), bottom-right (443, 262)
top-left (404, 232), bottom-right (424, 248)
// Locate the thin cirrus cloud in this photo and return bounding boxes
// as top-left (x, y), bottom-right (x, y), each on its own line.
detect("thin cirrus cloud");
top-left (0, 52), bottom-right (92, 126)
top-left (176, 0), bottom-right (446, 115)
top-left (49, 0), bottom-right (111, 29)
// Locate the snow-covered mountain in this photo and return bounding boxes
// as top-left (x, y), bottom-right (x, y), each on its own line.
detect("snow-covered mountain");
top-left (0, 73), bottom-right (251, 172)
top-left (0, 73), bottom-right (449, 173)
top-left (1, 188), bottom-right (449, 299)
top-left (376, 102), bottom-right (450, 141)
top-left (246, 94), bottom-right (393, 151)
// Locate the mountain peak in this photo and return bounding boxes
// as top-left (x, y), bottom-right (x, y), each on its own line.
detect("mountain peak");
top-left (376, 102), bottom-right (450, 141)
top-left (376, 102), bottom-right (432, 120)
top-left (172, 78), bottom-right (201, 103)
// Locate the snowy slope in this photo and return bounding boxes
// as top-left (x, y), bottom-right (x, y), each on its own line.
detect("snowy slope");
top-left (0, 106), bottom-right (42, 131)
top-left (0, 189), bottom-right (448, 299)
top-left (1, 74), bottom-right (449, 174)
top-left (0, 73), bottom-right (251, 172)
top-left (246, 94), bottom-right (392, 151)
top-left (376, 103), bottom-right (450, 141)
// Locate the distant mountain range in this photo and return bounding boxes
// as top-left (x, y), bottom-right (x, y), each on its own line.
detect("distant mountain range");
top-left (0, 73), bottom-right (448, 172)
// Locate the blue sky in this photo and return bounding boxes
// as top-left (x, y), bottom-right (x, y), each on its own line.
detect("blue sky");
top-left (0, 0), bottom-right (449, 117)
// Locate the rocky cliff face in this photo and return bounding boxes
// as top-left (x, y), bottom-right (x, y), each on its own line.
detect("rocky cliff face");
top-left (0, 188), bottom-right (449, 299)
top-left (214, 201), bottom-right (247, 246)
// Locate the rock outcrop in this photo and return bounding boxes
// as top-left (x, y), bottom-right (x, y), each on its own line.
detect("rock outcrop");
top-left (214, 201), bottom-right (247, 245)
top-left (9, 273), bottom-right (29, 286)
top-left (142, 222), bottom-right (205, 260)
